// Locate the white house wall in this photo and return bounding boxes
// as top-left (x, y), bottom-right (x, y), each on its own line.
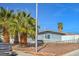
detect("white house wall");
top-left (62, 35), bottom-right (79, 40)
top-left (38, 33), bottom-right (62, 43)
top-left (61, 35), bottom-right (79, 43)
top-left (62, 35), bottom-right (75, 41)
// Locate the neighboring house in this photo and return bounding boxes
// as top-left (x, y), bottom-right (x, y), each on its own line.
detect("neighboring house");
top-left (62, 35), bottom-right (79, 43)
top-left (38, 30), bottom-right (66, 43)
top-left (38, 30), bottom-right (79, 43)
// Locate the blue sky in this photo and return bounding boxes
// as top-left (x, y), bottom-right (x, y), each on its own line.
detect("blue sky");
top-left (0, 3), bottom-right (36, 18)
top-left (38, 3), bottom-right (79, 33)
top-left (1, 3), bottom-right (79, 33)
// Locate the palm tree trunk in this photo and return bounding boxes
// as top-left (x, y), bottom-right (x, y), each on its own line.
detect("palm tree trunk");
top-left (3, 27), bottom-right (10, 43)
top-left (9, 33), bottom-right (11, 44)
top-left (20, 33), bottom-right (27, 47)
top-left (18, 32), bottom-right (21, 45)
top-left (58, 28), bottom-right (62, 32)
top-left (14, 32), bottom-right (19, 44)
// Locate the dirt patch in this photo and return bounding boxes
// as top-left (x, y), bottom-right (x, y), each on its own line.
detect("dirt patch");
top-left (38, 43), bottom-right (79, 56)
top-left (12, 43), bottom-right (79, 56)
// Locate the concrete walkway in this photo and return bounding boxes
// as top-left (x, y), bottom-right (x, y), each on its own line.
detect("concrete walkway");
top-left (13, 50), bottom-right (33, 56)
top-left (63, 49), bottom-right (79, 56)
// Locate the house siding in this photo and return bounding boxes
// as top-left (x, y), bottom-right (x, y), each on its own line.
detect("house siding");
top-left (38, 33), bottom-right (62, 43)
top-left (61, 35), bottom-right (79, 43)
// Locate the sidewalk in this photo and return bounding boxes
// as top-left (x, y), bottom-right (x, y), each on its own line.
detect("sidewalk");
top-left (13, 50), bottom-right (33, 56)
top-left (62, 49), bottom-right (79, 56)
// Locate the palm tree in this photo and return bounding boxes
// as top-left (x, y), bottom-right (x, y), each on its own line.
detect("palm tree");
top-left (19, 12), bottom-right (36, 46)
top-left (7, 15), bottom-right (17, 43)
top-left (58, 22), bottom-right (63, 32)
top-left (0, 7), bottom-right (13, 43)
top-left (18, 12), bottom-right (27, 46)
top-left (11, 11), bottom-right (35, 46)
top-left (28, 17), bottom-right (36, 40)
top-left (0, 7), bottom-right (36, 46)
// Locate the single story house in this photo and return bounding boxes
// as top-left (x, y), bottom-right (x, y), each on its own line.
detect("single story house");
top-left (38, 30), bottom-right (79, 43)
top-left (38, 30), bottom-right (66, 43)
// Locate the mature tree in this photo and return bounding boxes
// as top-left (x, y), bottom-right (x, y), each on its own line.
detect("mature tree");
top-left (0, 7), bottom-right (36, 46)
top-left (19, 12), bottom-right (36, 46)
top-left (28, 17), bottom-right (36, 40)
top-left (0, 7), bottom-right (13, 43)
top-left (12, 11), bottom-right (36, 46)
top-left (58, 22), bottom-right (63, 32)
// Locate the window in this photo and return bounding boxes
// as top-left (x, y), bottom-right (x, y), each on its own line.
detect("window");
top-left (45, 34), bottom-right (50, 39)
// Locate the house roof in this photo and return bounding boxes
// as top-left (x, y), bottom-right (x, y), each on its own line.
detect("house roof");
top-left (38, 30), bottom-right (66, 35)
